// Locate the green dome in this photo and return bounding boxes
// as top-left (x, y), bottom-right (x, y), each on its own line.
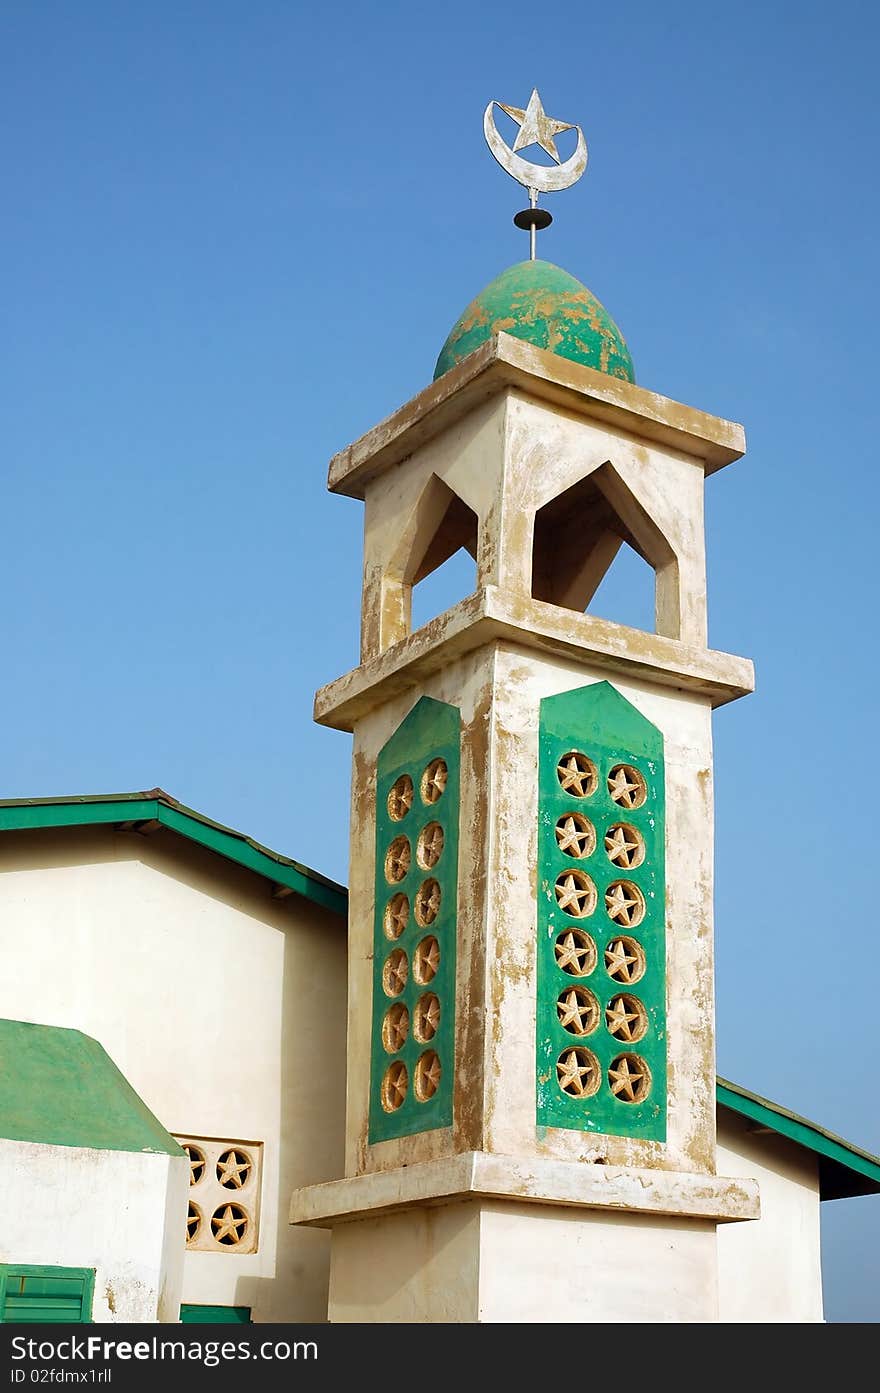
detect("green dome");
top-left (433, 259), bottom-right (634, 384)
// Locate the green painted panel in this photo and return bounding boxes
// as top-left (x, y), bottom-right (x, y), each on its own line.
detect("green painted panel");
top-left (536, 682), bottom-right (666, 1142)
top-left (0, 1265), bottom-right (94, 1323)
top-left (0, 1018), bottom-right (184, 1156)
top-left (180, 1305), bottom-right (252, 1324)
top-left (369, 697), bottom-right (460, 1143)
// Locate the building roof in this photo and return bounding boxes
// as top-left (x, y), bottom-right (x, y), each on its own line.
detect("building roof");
top-left (433, 259), bottom-right (635, 384)
top-left (0, 789), bottom-right (347, 917)
top-left (0, 1018), bottom-right (183, 1156)
top-left (717, 1077), bottom-right (880, 1201)
top-left (1, 790), bottom-right (878, 1198)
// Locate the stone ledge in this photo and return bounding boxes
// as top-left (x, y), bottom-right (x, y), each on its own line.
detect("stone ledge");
top-left (328, 333), bottom-right (745, 498)
top-left (314, 586), bottom-right (755, 730)
top-left (289, 1151), bottom-right (760, 1228)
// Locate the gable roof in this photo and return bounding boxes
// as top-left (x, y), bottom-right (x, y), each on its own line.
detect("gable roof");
top-left (0, 789), bottom-right (347, 917)
top-left (1, 790), bottom-right (878, 1199)
top-left (717, 1077), bottom-right (880, 1201)
top-left (0, 1017), bottom-right (183, 1156)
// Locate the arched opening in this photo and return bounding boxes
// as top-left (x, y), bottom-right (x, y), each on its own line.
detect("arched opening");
top-left (530, 463), bottom-right (678, 636)
top-left (401, 476), bottom-right (479, 636)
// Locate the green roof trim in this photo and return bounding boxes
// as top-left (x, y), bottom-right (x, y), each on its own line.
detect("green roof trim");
top-left (0, 790), bottom-right (347, 918)
top-left (717, 1076), bottom-right (880, 1200)
top-left (0, 1018), bottom-right (184, 1156)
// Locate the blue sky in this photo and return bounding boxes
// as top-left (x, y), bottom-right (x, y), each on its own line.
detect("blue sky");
top-left (3, 1), bottom-right (879, 1320)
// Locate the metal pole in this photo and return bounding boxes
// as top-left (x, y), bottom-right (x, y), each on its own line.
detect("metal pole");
top-left (529, 187), bottom-right (537, 260)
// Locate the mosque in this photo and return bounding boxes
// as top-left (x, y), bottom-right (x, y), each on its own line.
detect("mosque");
top-left (1, 95), bottom-right (878, 1325)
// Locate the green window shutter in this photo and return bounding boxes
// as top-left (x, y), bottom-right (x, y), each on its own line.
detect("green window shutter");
top-left (180, 1305), bottom-right (252, 1324)
top-left (0, 1266), bottom-right (94, 1323)
top-left (369, 696), bottom-right (460, 1143)
top-left (536, 682), bottom-right (667, 1142)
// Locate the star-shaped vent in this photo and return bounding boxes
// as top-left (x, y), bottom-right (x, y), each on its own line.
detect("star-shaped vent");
top-left (555, 812), bottom-right (596, 858)
top-left (413, 935), bottom-right (440, 984)
top-left (414, 992), bottom-right (440, 1043)
top-left (384, 836), bottom-right (411, 884)
top-left (414, 1049), bottom-right (442, 1102)
top-left (186, 1202), bottom-right (202, 1243)
top-left (183, 1144), bottom-right (205, 1187)
top-left (605, 994), bottom-right (647, 1044)
top-left (211, 1203), bottom-right (249, 1246)
top-left (387, 774), bottom-right (414, 822)
top-left (556, 1047), bottom-right (600, 1098)
top-left (415, 877), bottom-right (442, 926)
top-left (556, 985), bottom-right (599, 1036)
top-left (417, 822), bottom-right (445, 870)
top-left (604, 936), bottom-right (645, 985)
top-left (556, 751), bottom-right (598, 798)
top-left (555, 870), bottom-right (597, 918)
top-left (421, 758), bottom-right (448, 805)
top-left (381, 1060), bottom-right (408, 1113)
top-left (605, 880), bottom-right (645, 928)
top-left (382, 1002), bottom-right (410, 1054)
top-left (216, 1148), bottom-right (251, 1190)
top-left (382, 948), bottom-right (409, 998)
top-left (608, 1053), bottom-right (651, 1103)
top-left (383, 892), bottom-right (409, 941)
top-left (554, 928), bottom-right (597, 977)
top-left (608, 764), bottom-right (647, 810)
top-left (604, 823), bottom-right (644, 870)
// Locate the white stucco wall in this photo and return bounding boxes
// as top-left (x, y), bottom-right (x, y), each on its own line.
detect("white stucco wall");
top-left (0, 1138), bottom-right (187, 1322)
top-left (716, 1108), bottom-right (823, 1322)
top-left (0, 826), bottom-right (347, 1322)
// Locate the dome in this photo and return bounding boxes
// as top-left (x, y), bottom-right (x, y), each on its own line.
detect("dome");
top-left (433, 259), bottom-right (634, 384)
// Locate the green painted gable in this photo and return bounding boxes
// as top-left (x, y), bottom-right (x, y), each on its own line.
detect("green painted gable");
top-left (0, 1018), bottom-right (183, 1156)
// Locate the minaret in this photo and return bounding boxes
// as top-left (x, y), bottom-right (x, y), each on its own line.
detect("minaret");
top-left (291, 93), bottom-right (760, 1323)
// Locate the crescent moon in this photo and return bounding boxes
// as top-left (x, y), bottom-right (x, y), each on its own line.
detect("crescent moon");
top-left (483, 101), bottom-right (588, 194)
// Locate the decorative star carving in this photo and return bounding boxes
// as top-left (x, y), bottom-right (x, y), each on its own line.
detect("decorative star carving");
top-left (556, 1048), bottom-right (596, 1097)
top-left (384, 949), bottom-right (408, 996)
top-left (385, 893), bottom-right (409, 939)
top-left (383, 1004), bottom-right (409, 1052)
top-left (216, 1149), bottom-right (250, 1189)
top-left (186, 1203), bottom-right (201, 1241)
top-left (608, 1055), bottom-right (648, 1103)
top-left (498, 88), bottom-right (573, 164)
top-left (557, 987), bottom-right (596, 1036)
top-left (416, 993), bottom-right (440, 1041)
top-left (416, 878), bottom-right (441, 924)
top-left (422, 759), bottom-right (448, 804)
top-left (416, 1051), bottom-right (442, 1098)
top-left (554, 929), bottom-right (595, 976)
top-left (419, 822), bottom-right (444, 868)
top-left (414, 936), bottom-right (440, 982)
top-left (555, 814), bottom-right (594, 858)
top-left (211, 1204), bottom-right (248, 1245)
top-left (605, 824), bottom-right (642, 869)
top-left (386, 837), bottom-right (411, 882)
top-left (387, 775), bottom-right (413, 821)
top-left (606, 995), bottom-right (643, 1042)
top-left (604, 937), bottom-right (641, 983)
top-left (555, 871), bottom-right (595, 917)
top-left (605, 881), bottom-right (642, 926)
top-left (184, 1145), bottom-right (205, 1185)
top-left (608, 765), bottom-right (645, 809)
top-left (556, 752), bottom-right (596, 798)
top-left (383, 1061), bottom-right (408, 1110)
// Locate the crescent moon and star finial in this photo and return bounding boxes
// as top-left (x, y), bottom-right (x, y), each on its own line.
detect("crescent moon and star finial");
top-left (483, 89), bottom-right (588, 259)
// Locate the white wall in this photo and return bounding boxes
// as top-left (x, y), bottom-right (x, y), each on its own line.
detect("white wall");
top-left (0, 1138), bottom-right (187, 1322)
top-left (0, 826), bottom-right (347, 1322)
top-left (716, 1109), bottom-right (823, 1322)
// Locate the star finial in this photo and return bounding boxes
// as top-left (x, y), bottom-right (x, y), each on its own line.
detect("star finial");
top-left (498, 88), bottom-right (573, 164)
